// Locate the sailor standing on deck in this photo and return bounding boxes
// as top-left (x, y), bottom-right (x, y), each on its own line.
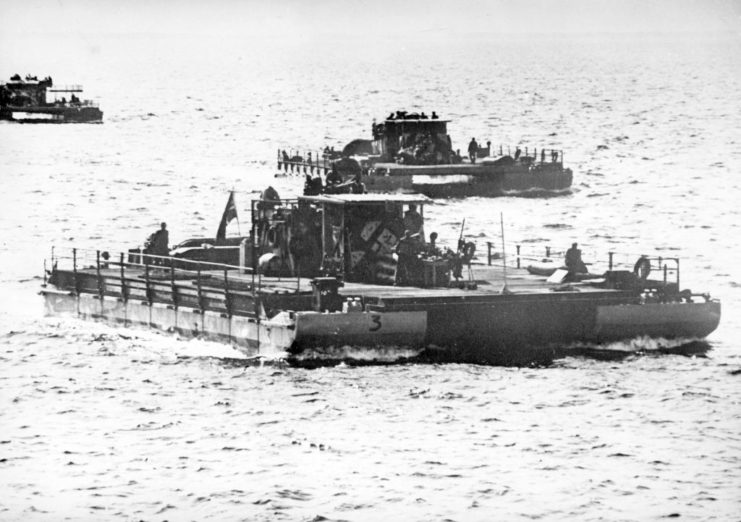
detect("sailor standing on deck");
top-left (403, 204), bottom-right (423, 237)
top-left (146, 222), bottom-right (169, 265)
top-left (468, 138), bottom-right (478, 164)
top-left (565, 242), bottom-right (588, 276)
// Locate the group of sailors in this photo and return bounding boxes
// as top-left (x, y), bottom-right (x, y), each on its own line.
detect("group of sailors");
top-left (280, 148), bottom-right (342, 166)
top-left (303, 168), bottom-right (365, 196)
top-left (467, 138), bottom-right (560, 164)
top-left (9, 74), bottom-right (51, 83)
top-left (396, 131), bottom-right (447, 165)
top-left (387, 110), bottom-right (439, 120)
top-left (395, 204), bottom-right (476, 286)
top-left (56, 94), bottom-right (80, 105)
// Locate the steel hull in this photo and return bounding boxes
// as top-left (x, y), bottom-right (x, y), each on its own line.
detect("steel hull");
top-left (41, 288), bottom-right (720, 365)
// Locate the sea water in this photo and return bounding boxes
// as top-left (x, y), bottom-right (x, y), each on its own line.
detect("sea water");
top-left (0, 31), bottom-right (740, 521)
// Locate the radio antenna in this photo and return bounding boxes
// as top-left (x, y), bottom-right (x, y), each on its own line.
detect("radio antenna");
top-left (500, 212), bottom-right (511, 294)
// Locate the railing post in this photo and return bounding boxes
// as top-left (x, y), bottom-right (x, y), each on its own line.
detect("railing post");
top-left (144, 261), bottom-right (152, 304)
top-left (608, 252), bottom-right (614, 271)
top-left (96, 250), bottom-right (103, 299)
top-left (516, 245), bottom-right (521, 269)
top-left (487, 242), bottom-right (492, 266)
top-left (196, 263), bottom-right (204, 311)
top-left (72, 248), bottom-right (79, 294)
top-left (676, 258), bottom-right (680, 290)
top-left (223, 268), bottom-right (232, 316)
top-left (119, 252), bottom-right (127, 302)
top-left (663, 264), bottom-right (668, 285)
top-left (170, 260), bottom-right (178, 309)
top-left (546, 246), bottom-right (551, 258)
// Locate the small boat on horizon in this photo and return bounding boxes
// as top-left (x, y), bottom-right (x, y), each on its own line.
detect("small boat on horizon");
top-left (0, 74), bottom-right (103, 123)
top-left (277, 110), bottom-right (573, 198)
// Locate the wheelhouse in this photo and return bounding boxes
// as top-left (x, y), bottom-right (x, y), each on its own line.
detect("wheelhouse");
top-left (251, 193), bottom-right (431, 284)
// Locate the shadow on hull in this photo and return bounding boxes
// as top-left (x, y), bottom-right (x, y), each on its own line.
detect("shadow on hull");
top-left (200, 339), bottom-right (714, 370)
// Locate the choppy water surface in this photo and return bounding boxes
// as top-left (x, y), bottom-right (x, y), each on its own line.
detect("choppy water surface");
top-left (1, 33), bottom-right (740, 520)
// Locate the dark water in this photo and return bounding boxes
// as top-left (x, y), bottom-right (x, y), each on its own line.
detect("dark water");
top-left (1, 32), bottom-right (740, 520)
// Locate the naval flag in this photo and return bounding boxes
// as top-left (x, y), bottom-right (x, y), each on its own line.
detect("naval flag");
top-left (216, 191), bottom-right (238, 239)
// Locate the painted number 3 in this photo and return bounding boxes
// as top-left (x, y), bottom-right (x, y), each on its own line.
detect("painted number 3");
top-left (369, 314), bottom-right (382, 331)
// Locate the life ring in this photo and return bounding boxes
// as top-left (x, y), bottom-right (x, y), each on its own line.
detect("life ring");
top-left (462, 241), bottom-right (476, 263)
top-left (633, 256), bottom-right (651, 279)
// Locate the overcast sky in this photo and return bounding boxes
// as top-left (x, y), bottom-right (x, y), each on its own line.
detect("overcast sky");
top-left (1, 0), bottom-right (739, 39)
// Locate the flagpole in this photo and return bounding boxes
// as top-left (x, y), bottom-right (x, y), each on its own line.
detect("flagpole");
top-left (233, 189), bottom-right (241, 236)
top-left (217, 189), bottom-right (239, 240)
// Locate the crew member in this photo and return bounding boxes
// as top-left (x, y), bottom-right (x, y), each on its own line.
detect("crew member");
top-left (290, 220), bottom-right (321, 276)
top-left (468, 138), bottom-right (478, 163)
top-left (565, 242), bottom-right (587, 275)
top-left (426, 231), bottom-right (440, 256)
top-left (403, 204), bottom-right (423, 236)
top-left (326, 165), bottom-right (343, 186)
top-left (351, 172), bottom-right (365, 194)
top-left (396, 231), bottom-right (422, 286)
top-left (303, 174), bottom-right (317, 195)
top-left (146, 222), bottom-right (169, 265)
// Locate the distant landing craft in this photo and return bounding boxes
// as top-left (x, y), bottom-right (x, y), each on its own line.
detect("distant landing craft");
top-left (278, 111), bottom-right (572, 198)
top-left (0, 74), bottom-right (103, 123)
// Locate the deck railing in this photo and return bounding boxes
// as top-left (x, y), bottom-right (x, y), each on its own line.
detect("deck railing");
top-left (47, 85), bottom-right (84, 92)
top-left (47, 239), bottom-right (685, 313)
top-left (47, 246), bottom-right (263, 317)
top-left (276, 149), bottom-right (336, 175)
top-left (484, 241), bottom-right (680, 287)
top-left (275, 144), bottom-right (565, 176)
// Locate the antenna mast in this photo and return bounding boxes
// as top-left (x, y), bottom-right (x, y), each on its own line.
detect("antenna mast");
top-left (500, 212), bottom-right (510, 294)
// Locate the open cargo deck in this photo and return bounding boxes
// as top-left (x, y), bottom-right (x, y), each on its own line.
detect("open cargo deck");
top-left (42, 253), bottom-right (720, 365)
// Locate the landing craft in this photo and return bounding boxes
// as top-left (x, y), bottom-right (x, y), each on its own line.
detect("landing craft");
top-left (277, 111), bottom-right (573, 198)
top-left (41, 190), bottom-right (720, 365)
top-left (0, 74), bottom-right (103, 123)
